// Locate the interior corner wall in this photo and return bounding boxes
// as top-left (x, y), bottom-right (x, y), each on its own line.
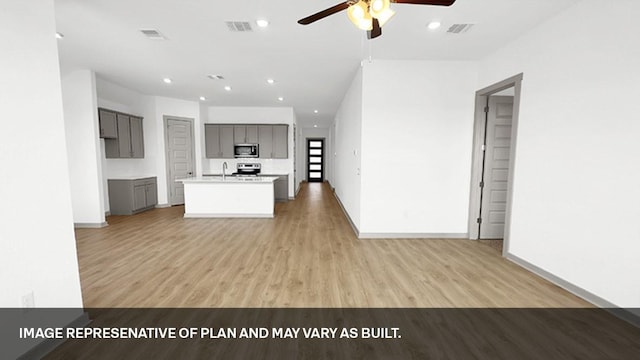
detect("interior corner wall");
top-left (62, 69), bottom-right (105, 225)
top-left (333, 68), bottom-right (363, 229)
top-left (0, 1), bottom-right (84, 356)
top-left (479, 0), bottom-right (640, 307)
top-left (359, 60), bottom-right (478, 235)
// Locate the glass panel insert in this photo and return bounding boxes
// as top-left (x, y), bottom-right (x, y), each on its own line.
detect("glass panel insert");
top-left (310, 157), bottom-right (322, 163)
top-left (310, 149), bottom-right (322, 155)
top-left (309, 141), bottom-right (322, 147)
top-left (310, 164), bottom-right (322, 170)
top-left (310, 172), bottom-right (321, 178)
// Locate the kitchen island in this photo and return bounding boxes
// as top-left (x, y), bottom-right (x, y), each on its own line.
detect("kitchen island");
top-left (176, 176), bottom-right (279, 218)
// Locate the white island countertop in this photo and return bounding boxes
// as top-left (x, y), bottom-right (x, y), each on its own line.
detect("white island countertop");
top-left (175, 176), bottom-right (279, 218)
top-left (177, 176), bottom-right (279, 184)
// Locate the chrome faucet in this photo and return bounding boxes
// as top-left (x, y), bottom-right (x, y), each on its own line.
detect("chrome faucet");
top-left (222, 162), bottom-right (228, 180)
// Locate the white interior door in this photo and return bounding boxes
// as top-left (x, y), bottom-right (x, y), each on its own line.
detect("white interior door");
top-left (480, 96), bottom-right (514, 239)
top-left (167, 118), bottom-right (194, 205)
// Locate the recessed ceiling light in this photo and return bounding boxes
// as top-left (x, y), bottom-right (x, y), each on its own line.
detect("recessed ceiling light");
top-left (256, 19), bottom-right (269, 28)
top-left (55, 32), bottom-right (64, 39)
top-left (163, 78), bottom-right (172, 84)
top-left (277, 97), bottom-right (284, 102)
top-left (267, 78), bottom-right (275, 84)
top-left (427, 21), bottom-right (441, 30)
top-left (314, 110), bottom-right (319, 114)
top-left (314, 125), bottom-right (318, 128)
top-left (224, 86), bottom-right (232, 91)
top-left (199, 96), bottom-right (206, 101)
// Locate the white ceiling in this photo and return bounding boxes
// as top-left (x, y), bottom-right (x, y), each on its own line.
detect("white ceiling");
top-left (54, 0), bottom-right (579, 126)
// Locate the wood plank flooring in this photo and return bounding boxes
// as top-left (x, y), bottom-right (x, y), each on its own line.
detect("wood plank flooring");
top-left (75, 182), bottom-right (590, 308)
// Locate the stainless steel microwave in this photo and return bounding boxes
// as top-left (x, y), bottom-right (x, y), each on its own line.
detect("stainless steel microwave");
top-left (234, 144), bottom-right (259, 158)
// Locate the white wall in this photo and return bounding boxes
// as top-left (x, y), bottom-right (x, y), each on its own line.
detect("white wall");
top-left (332, 69), bottom-right (364, 228)
top-left (359, 60), bottom-right (478, 235)
top-left (205, 106), bottom-right (297, 197)
top-left (0, 0), bottom-right (84, 355)
top-left (61, 69), bottom-right (106, 225)
top-left (480, 0), bottom-right (640, 307)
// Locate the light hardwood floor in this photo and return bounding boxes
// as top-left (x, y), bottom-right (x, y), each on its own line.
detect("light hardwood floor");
top-left (76, 182), bottom-right (590, 308)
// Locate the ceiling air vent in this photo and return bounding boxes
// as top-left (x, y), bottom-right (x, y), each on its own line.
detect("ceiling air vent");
top-left (139, 29), bottom-right (167, 40)
top-left (207, 74), bottom-right (225, 80)
top-left (225, 21), bottom-right (253, 32)
top-left (447, 24), bottom-right (475, 34)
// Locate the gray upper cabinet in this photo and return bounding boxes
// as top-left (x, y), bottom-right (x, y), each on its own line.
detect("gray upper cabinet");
top-left (98, 108), bottom-right (117, 138)
top-left (205, 123), bottom-right (287, 159)
top-left (220, 125), bottom-right (234, 158)
top-left (258, 125), bottom-right (273, 158)
top-left (205, 124), bottom-right (221, 158)
top-left (233, 125), bottom-right (259, 144)
top-left (246, 125), bottom-right (259, 143)
top-left (205, 124), bottom-right (234, 159)
top-left (272, 125), bottom-right (288, 159)
top-left (104, 109), bottom-right (145, 159)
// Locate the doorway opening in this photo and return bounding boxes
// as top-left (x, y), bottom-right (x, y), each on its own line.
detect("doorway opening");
top-left (164, 116), bottom-right (195, 206)
top-left (468, 74), bottom-right (523, 256)
top-left (306, 138), bottom-right (325, 182)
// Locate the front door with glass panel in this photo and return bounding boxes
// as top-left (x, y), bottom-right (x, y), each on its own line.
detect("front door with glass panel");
top-left (307, 138), bottom-right (324, 182)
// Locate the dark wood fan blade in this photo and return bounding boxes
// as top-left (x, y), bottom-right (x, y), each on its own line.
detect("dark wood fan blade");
top-left (391, 0), bottom-right (456, 6)
top-left (298, 2), bottom-right (350, 25)
top-left (368, 18), bottom-right (382, 39)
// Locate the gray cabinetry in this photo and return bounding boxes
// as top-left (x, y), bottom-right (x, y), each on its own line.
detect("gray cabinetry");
top-left (273, 174), bottom-right (289, 202)
top-left (234, 125), bottom-right (259, 144)
top-left (205, 124), bottom-right (234, 158)
top-left (205, 123), bottom-right (287, 159)
top-left (103, 109), bottom-right (144, 159)
top-left (108, 177), bottom-right (157, 215)
top-left (258, 125), bottom-right (273, 158)
top-left (272, 125), bottom-right (288, 159)
top-left (98, 108), bottom-right (117, 138)
top-left (258, 125), bottom-right (288, 159)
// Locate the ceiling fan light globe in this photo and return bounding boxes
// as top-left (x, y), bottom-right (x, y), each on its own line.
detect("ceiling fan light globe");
top-left (369, 0), bottom-right (391, 18)
top-left (347, 1), bottom-right (372, 30)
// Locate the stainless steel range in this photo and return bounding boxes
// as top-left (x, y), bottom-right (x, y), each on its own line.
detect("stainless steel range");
top-left (233, 163), bottom-right (261, 176)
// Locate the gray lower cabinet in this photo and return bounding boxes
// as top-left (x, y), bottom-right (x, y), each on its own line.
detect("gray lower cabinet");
top-left (273, 174), bottom-right (289, 202)
top-left (108, 177), bottom-right (157, 215)
top-left (103, 109), bottom-right (144, 159)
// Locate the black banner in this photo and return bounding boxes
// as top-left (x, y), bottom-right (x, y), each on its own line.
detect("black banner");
top-left (2, 308), bottom-right (639, 359)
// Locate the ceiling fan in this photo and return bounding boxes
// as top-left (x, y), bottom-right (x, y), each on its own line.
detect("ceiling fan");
top-left (298, 0), bottom-right (456, 39)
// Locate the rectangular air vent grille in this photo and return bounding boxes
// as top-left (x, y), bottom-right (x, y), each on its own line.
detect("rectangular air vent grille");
top-left (226, 21), bottom-right (253, 32)
top-left (207, 74), bottom-right (225, 80)
top-left (139, 29), bottom-right (167, 40)
top-left (447, 24), bottom-right (474, 34)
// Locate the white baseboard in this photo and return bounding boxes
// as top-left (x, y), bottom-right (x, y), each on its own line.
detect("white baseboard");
top-left (104, 211), bottom-right (110, 216)
top-left (155, 203), bottom-right (171, 208)
top-left (74, 222), bottom-right (108, 229)
top-left (359, 233), bottom-right (468, 239)
top-left (332, 192), bottom-right (360, 237)
top-left (506, 252), bottom-right (640, 328)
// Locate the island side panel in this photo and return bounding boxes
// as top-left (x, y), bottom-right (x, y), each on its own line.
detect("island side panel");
top-left (183, 182), bottom-right (275, 218)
